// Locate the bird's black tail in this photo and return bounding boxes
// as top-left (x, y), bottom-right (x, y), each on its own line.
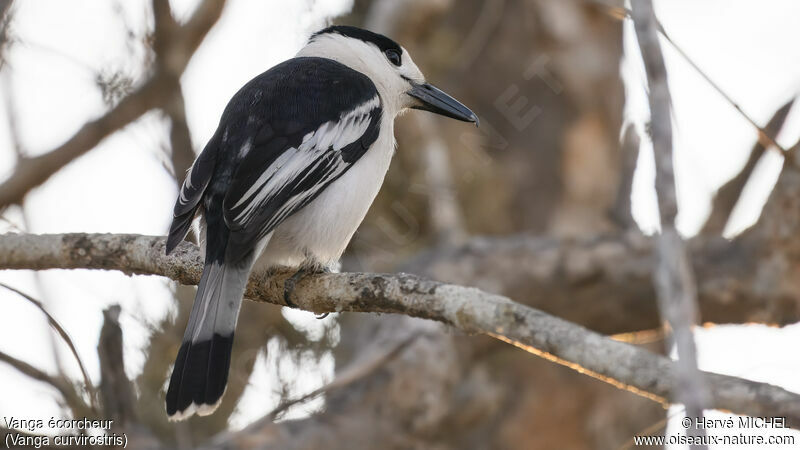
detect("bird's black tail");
top-left (165, 256), bottom-right (252, 420)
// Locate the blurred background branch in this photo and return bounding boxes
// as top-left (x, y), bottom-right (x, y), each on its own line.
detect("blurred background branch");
top-left (632, 1), bottom-right (709, 443)
top-left (0, 282), bottom-right (96, 411)
top-left (0, 0), bottom-right (225, 210)
top-left (702, 98), bottom-right (797, 235)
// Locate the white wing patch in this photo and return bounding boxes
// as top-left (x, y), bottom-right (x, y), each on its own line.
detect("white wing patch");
top-left (230, 95), bottom-right (380, 228)
top-left (178, 163), bottom-right (195, 203)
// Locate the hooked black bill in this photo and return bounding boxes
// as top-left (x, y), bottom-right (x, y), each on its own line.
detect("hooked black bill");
top-left (408, 82), bottom-right (478, 126)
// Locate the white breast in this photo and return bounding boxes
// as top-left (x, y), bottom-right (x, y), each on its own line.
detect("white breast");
top-left (253, 117), bottom-right (395, 271)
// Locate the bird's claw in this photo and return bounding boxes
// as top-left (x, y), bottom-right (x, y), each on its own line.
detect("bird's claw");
top-left (283, 268), bottom-right (306, 308)
top-left (315, 312), bottom-right (329, 320)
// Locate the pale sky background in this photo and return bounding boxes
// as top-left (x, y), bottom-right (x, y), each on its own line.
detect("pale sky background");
top-left (0, 0), bottom-right (799, 447)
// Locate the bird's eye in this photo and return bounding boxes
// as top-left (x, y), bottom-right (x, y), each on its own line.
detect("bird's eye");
top-left (385, 49), bottom-right (402, 67)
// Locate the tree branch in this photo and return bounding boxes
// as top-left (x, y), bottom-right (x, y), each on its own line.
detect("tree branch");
top-left (633, 1), bottom-right (709, 440)
top-left (0, 0), bottom-right (226, 209)
top-left (0, 232), bottom-right (799, 428)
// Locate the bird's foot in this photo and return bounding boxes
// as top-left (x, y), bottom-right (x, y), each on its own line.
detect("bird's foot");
top-left (283, 264), bottom-right (332, 319)
top-left (283, 268), bottom-right (307, 308)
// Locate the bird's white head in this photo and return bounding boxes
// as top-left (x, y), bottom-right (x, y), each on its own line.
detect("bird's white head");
top-left (298, 25), bottom-right (478, 124)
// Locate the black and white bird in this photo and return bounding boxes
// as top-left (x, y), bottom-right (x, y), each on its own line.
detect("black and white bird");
top-left (164, 25), bottom-right (477, 420)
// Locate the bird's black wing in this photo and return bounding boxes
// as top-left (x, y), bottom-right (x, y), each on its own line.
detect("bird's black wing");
top-left (166, 130), bottom-right (221, 254)
top-left (219, 57), bottom-right (382, 261)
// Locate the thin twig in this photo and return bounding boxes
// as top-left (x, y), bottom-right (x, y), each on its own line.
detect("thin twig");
top-left (0, 349), bottom-right (92, 418)
top-left (655, 19), bottom-right (789, 153)
top-left (0, 282), bottom-right (97, 411)
top-left (593, 1), bottom-right (791, 156)
top-left (702, 97), bottom-right (796, 235)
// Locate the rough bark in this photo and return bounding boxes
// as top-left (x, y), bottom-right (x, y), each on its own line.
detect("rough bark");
top-left (1, 228), bottom-right (797, 334)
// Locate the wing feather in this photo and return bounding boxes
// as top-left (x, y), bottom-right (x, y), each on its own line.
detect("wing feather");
top-left (166, 132), bottom-right (221, 254)
top-left (166, 57), bottom-right (382, 260)
top-left (223, 97), bottom-right (381, 261)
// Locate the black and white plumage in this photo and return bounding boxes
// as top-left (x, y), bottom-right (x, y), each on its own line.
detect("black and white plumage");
top-left (164, 25), bottom-right (477, 420)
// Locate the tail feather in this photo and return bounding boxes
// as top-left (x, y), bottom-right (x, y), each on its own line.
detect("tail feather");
top-left (166, 259), bottom-right (251, 420)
